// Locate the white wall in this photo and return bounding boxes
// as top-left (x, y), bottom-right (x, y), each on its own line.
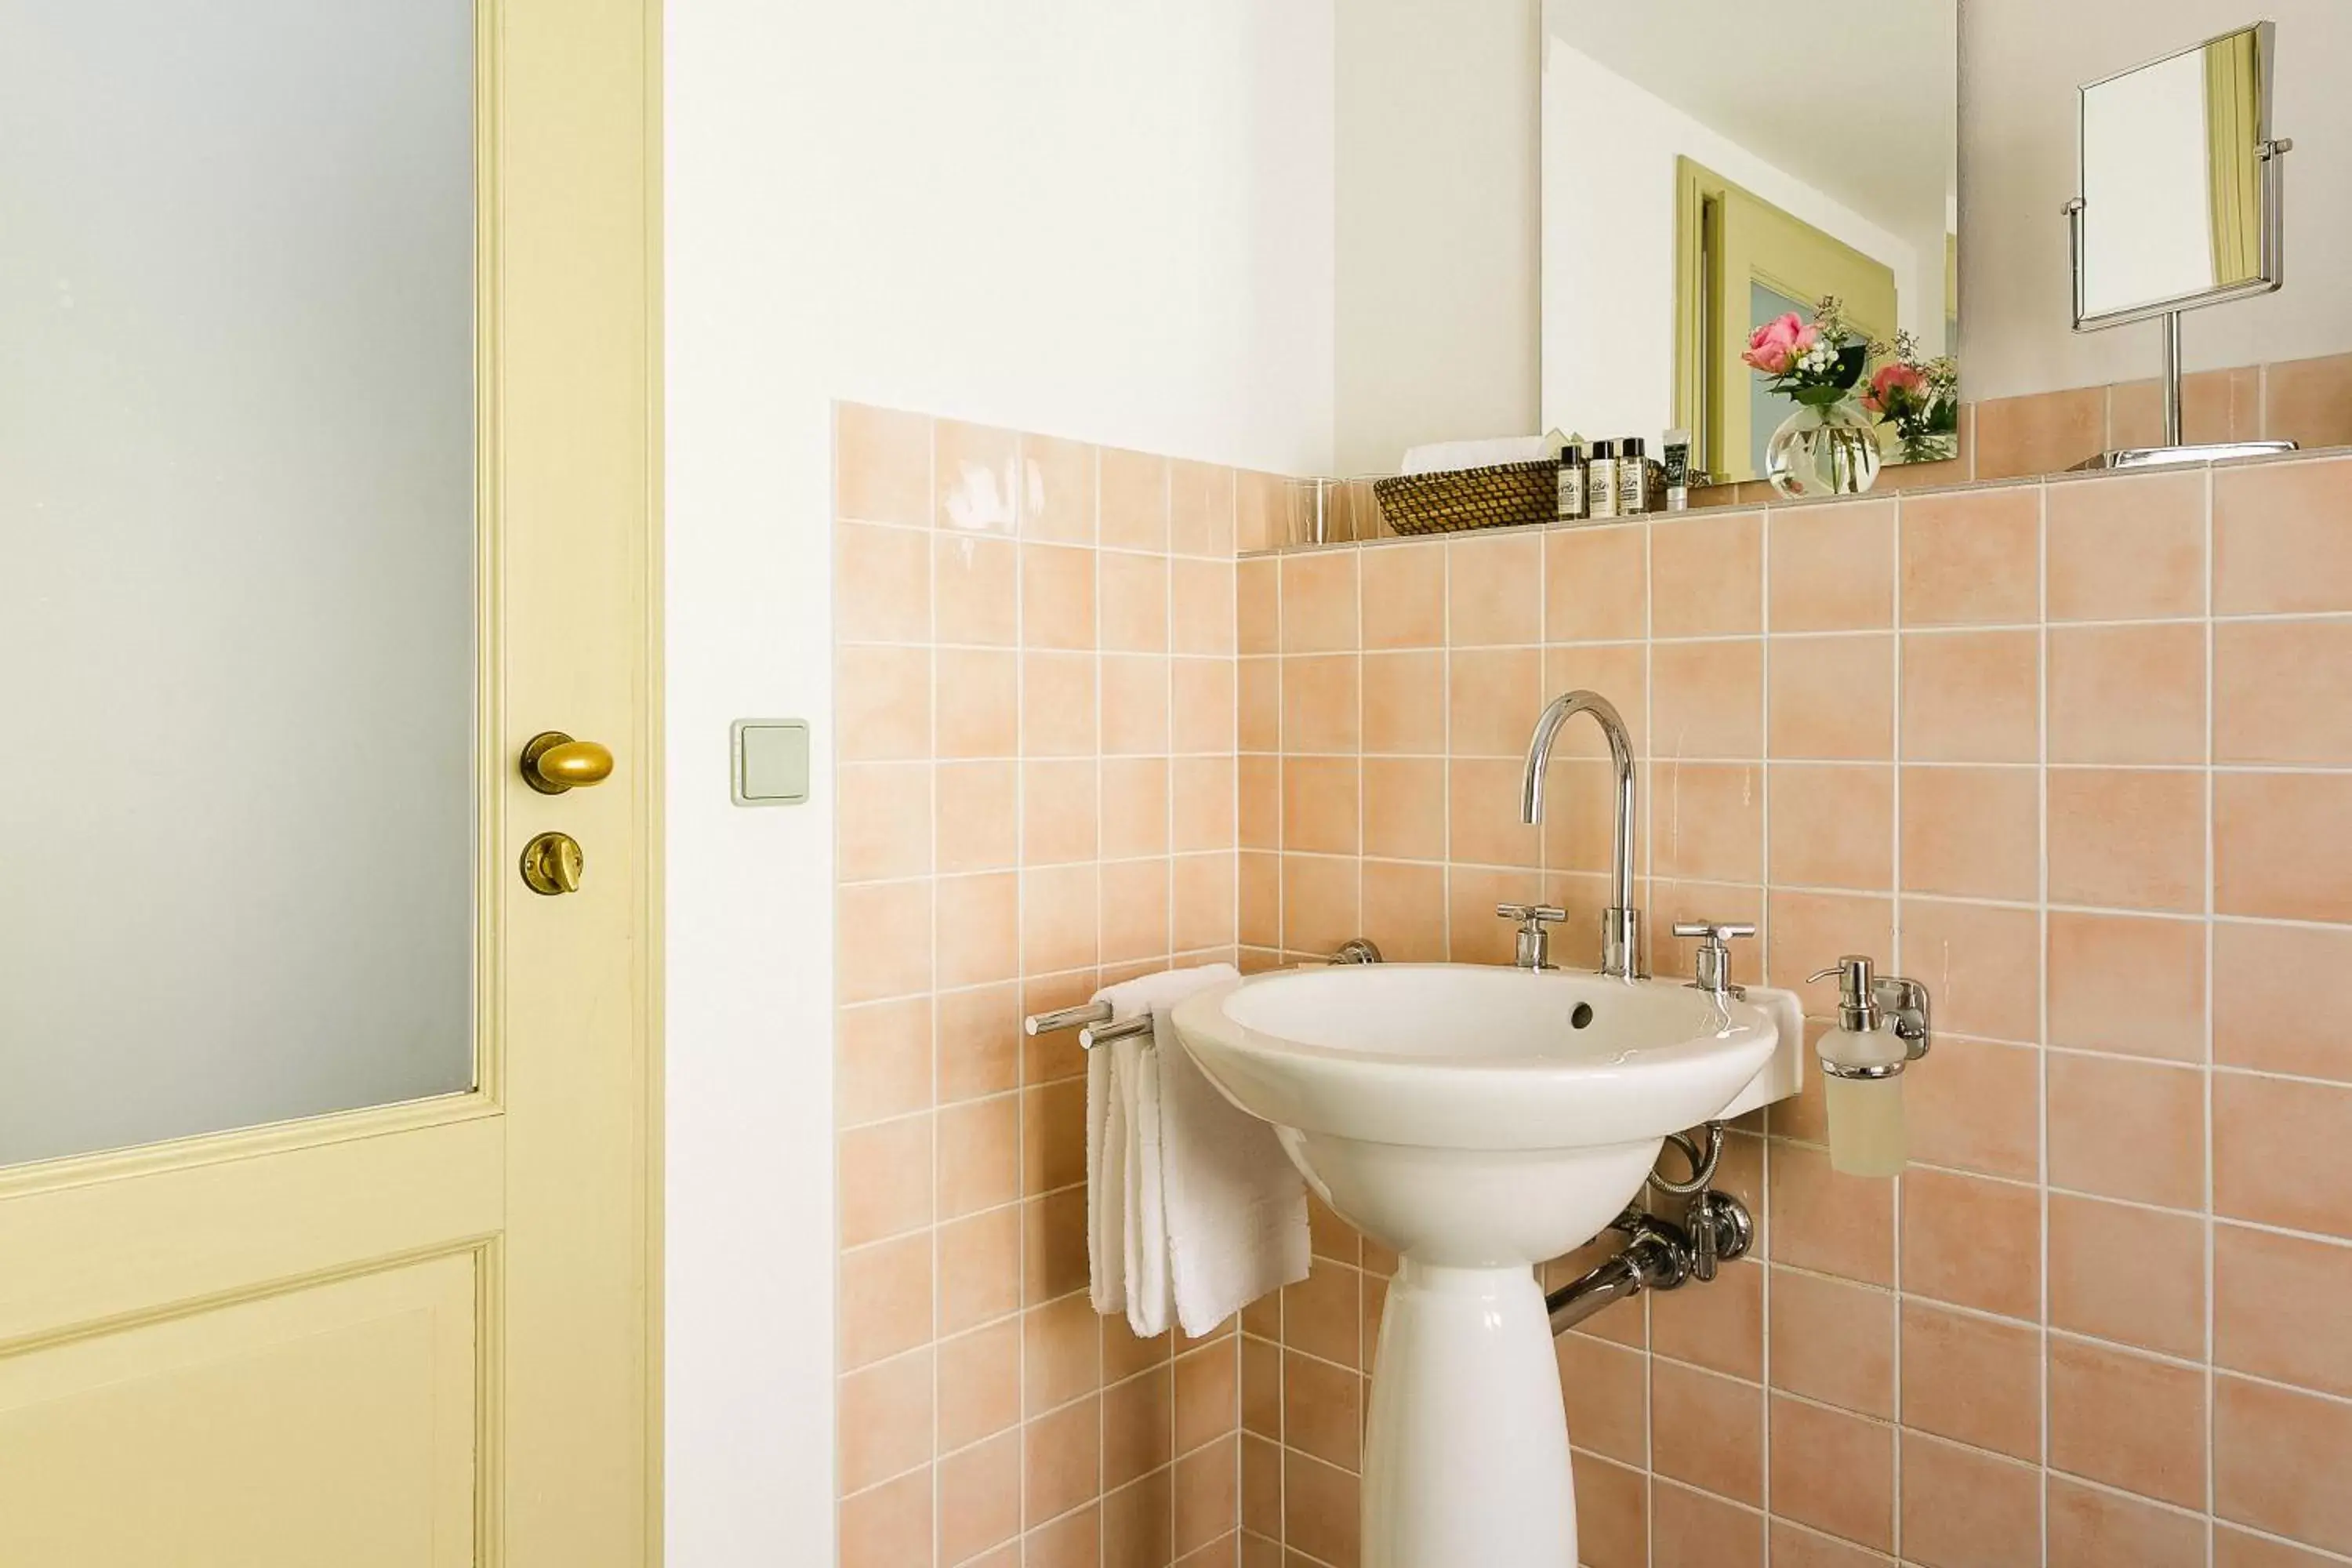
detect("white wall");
top-left (1963, 0), bottom-right (2352, 397)
top-left (1334, 0), bottom-right (1543, 474)
top-left (662, 2), bottom-right (1334, 1561)
top-left (1539, 39), bottom-right (1923, 441)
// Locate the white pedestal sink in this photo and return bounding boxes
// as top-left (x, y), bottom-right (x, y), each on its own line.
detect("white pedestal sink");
top-left (1172, 964), bottom-right (1803, 1568)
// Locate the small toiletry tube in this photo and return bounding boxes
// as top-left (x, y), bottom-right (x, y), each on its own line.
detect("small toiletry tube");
top-left (1555, 437), bottom-right (1587, 522)
top-left (1662, 429), bottom-right (1691, 511)
top-left (1585, 440), bottom-right (1619, 520)
top-left (1617, 437), bottom-right (1647, 516)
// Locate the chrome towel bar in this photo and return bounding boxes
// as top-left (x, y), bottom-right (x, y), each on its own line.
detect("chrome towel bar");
top-left (1019, 939), bottom-right (1381, 1052)
top-left (1022, 1001), bottom-right (1153, 1051)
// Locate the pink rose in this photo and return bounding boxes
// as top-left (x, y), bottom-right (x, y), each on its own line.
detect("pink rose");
top-left (1861, 361), bottom-right (1926, 417)
top-left (1741, 312), bottom-right (1805, 376)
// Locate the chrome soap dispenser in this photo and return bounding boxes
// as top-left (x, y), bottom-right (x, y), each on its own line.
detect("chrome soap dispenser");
top-left (1807, 955), bottom-right (1933, 1177)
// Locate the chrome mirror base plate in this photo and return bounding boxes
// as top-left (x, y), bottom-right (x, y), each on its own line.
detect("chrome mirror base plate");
top-left (2070, 439), bottom-right (2298, 472)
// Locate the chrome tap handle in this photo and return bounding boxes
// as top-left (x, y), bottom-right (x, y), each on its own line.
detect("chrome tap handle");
top-left (1497, 903), bottom-right (1566, 971)
top-left (1671, 921), bottom-right (1755, 999)
top-left (1686, 1189), bottom-right (1753, 1283)
top-left (1692, 1192), bottom-right (1721, 1282)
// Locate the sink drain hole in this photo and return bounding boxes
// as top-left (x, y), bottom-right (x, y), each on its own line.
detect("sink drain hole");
top-left (1570, 1002), bottom-right (1594, 1029)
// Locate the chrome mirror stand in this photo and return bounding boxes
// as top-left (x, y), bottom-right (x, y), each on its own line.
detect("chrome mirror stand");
top-left (2065, 303), bottom-right (2296, 471)
top-left (2063, 23), bottom-right (2297, 472)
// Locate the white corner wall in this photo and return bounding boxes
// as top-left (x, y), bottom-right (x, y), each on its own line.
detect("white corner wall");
top-left (662, 3), bottom-right (1334, 1561)
top-left (1334, 0), bottom-right (1543, 475)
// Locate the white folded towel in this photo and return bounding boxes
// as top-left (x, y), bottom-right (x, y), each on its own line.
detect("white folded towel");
top-left (1399, 434), bottom-right (1557, 475)
top-left (1086, 964), bottom-right (1310, 1338)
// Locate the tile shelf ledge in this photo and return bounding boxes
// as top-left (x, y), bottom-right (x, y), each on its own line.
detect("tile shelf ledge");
top-left (1242, 439), bottom-right (2352, 559)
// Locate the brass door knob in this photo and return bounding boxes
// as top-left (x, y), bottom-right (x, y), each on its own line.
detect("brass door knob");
top-left (521, 731), bottom-right (615, 794)
top-left (521, 831), bottom-right (586, 895)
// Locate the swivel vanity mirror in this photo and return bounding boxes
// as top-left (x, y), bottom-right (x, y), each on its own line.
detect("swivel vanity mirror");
top-left (2067, 20), bottom-right (2299, 468)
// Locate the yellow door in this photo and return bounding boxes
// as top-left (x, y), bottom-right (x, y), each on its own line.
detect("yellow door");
top-left (0, 2), bottom-right (658, 1563)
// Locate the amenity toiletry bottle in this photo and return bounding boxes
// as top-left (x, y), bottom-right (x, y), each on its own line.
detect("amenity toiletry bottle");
top-left (1809, 954), bottom-right (1934, 1178)
top-left (1618, 437), bottom-right (1647, 514)
top-left (1555, 436), bottom-right (1587, 521)
top-left (1662, 429), bottom-right (1692, 510)
top-left (1586, 440), bottom-right (1619, 519)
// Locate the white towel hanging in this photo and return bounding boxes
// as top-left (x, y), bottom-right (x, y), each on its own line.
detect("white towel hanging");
top-left (1085, 964), bottom-right (1308, 1338)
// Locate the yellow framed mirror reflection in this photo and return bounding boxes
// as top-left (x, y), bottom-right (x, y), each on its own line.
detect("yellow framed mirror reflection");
top-left (1673, 155), bottom-right (1900, 486)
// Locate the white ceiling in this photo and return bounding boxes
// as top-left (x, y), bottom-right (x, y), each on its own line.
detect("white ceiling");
top-left (1548, 0), bottom-right (1958, 236)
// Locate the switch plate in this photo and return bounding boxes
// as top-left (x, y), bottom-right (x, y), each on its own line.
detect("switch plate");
top-left (731, 718), bottom-right (811, 806)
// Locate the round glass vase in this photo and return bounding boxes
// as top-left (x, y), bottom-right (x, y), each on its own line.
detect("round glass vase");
top-left (1765, 394), bottom-right (1882, 499)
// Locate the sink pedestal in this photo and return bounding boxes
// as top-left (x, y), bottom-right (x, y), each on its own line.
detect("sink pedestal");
top-left (1361, 1261), bottom-right (1576, 1568)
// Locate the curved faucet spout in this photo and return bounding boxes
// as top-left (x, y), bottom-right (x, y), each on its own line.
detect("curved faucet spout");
top-left (1520, 689), bottom-right (1644, 979)
top-left (1520, 691), bottom-right (1632, 825)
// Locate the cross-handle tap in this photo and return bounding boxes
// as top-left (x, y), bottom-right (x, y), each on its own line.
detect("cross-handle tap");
top-left (1671, 920), bottom-right (1756, 1000)
top-left (1496, 902), bottom-right (1567, 971)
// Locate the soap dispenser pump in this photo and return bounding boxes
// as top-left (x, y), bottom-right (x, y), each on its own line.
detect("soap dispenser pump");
top-left (1806, 955), bottom-right (1933, 1178)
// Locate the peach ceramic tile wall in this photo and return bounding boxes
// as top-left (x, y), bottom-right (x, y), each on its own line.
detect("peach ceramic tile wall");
top-left (831, 402), bottom-right (1285, 1567)
top-left (1974, 348), bottom-right (2352, 483)
top-left (1236, 453), bottom-right (2352, 1567)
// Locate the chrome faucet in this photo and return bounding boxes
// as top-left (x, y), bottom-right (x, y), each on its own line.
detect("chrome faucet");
top-left (1519, 689), bottom-right (1645, 980)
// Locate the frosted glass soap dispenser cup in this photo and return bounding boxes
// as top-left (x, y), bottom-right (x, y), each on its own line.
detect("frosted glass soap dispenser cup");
top-left (1806, 955), bottom-right (1933, 1178)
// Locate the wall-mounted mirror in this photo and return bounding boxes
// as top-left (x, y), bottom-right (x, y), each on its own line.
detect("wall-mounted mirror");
top-left (1541, 0), bottom-right (1958, 488)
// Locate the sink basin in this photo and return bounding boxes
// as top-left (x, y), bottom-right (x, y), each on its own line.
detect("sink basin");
top-left (1173, 963), bottom-right (1802, 1263)
top-left (1172, 964), bottom-right (1802, 1568)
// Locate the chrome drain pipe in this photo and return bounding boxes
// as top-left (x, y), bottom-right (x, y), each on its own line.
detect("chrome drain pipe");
top-left (1545, 1192), bottom-right (1753, 1337)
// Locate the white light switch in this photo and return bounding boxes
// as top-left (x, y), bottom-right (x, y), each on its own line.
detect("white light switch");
top-left (731, 718), bottom-right (811, 806)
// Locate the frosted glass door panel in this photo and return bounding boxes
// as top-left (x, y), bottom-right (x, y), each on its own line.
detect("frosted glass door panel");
top-left (0, 3), bottom-right (477, 1164)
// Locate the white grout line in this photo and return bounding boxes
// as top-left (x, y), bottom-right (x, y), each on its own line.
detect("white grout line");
top-left (1890, 489), bottom-right (1909, 1560)
top-left (1639, 516), bottom-right (1659, 1564)
top-left (1759, 502), bottom-right (1777, 1533)
top-left (2203, 457), bottom-right (2220, 1566)
top-left (929, 429), bottom-right (949, 1565)
top-left (1269, 547), bottom-right (1287, 1551)
top-left (2036, 478), bottom-right (2056, 1567)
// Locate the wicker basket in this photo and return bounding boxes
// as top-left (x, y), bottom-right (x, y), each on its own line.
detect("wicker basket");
top-left (1372, 460), bottom-right (1557, 536)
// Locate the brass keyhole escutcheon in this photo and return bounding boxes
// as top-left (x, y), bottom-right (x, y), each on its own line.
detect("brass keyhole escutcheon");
top-left (521, 731), bottom-right (615, 795)
top-left (521, 831), bottom-right (586, 896)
